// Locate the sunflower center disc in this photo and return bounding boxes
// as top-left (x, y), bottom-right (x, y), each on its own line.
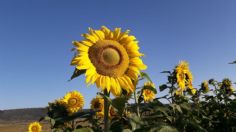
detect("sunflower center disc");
top-left (68, 98), bottom-right (77, 106)
top-left (88, 40), bottom-right (129, 77)
top-left (101, 47), bottom-right (120, 66)
top-left (146, 90), bottom-right (151, 94)
top-left (32, 126), bottom-right (38, 131)
top-left (94, 102), bottom-right (101, 109)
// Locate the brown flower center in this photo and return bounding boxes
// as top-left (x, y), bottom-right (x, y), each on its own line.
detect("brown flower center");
top-left (94, 102), bottom-right (101, 109)
top-left (101, 47), bottom-right (121, 66)
top-left (31, 126), bottom-right (38, 131)
top-left (88, 40), bottom-right (129, 77)
top-left (68, 98), bottom-right (77, 106)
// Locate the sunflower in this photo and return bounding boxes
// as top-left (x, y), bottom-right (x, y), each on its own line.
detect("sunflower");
top-left (90, 96), bottom-right (104, 118)
top-left (175, 61), bottom-right (194, 95)
top-left (71, 26), bottom-right (147, 96)
top-left (62, 91), bottom-right (84, 114)
top-left (28, 122), bottom-right (42, 132)
top-left (142, 82), bottom-right (156, 102)
top-left (201, 81), bottom-right (209, 93)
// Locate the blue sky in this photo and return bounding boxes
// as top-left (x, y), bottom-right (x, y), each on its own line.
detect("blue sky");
top-left (0, 0), bottom-right (236, 109)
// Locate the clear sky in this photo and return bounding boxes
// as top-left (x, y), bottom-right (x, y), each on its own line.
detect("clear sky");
top-left (0, 0), bottom-right (236, 109)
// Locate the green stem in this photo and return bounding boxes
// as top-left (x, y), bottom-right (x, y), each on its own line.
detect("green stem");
top-left (104, 90), bottom-right (110, 132)
top-left (72, 120), bottom-right (75, 130)
top-left (134, 90), bottom-right (140, 117)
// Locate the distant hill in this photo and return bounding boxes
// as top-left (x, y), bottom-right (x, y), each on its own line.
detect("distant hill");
top-left (0, 108), bottom-right (47, 122)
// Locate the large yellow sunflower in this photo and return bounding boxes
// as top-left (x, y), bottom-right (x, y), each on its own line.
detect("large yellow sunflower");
top-left (142, 82), bottom-right (156, 102)
top-left (71, 26), bottom-right (147, 96)
top-left (175, 61), bottom-right (194, 95)
top-left (62, 91), bottom-right (84, 114)
top-left (90, 96), bottom-right (104, 118)
top-left (28, 122), bottom-right (42, 132)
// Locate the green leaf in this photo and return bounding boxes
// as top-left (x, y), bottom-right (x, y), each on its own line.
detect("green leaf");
top-left (112, 97), bottom-right (127, 116)
top-left (166, 116), bottom-right (173, 123)
top-left (179, 102), bottom-right (191, 111)
top-left (159, 84), bottom-right (168, 92)
top-left (110, 120), bottom-right (123, 132)
top-left (127, 114), bottom-right (144, 130)
top-left (170, 104), bottom-right (182, 114)
top-left (150, 125), bottom-right (178, 132)
top-left (43, 116), bottom-right (51, 121)
top-left (70, 68), bottom-right (86, 81)
top-left (74, 128), bottom-right (94, 132)
top-left (175, 105), bottom-right (182, 114)
top-left (229, 61), bottom-right (236, 64)
top-left (160, 71), bottom-right (171, 74)
top-left (140, 72), bottom-right (152, 82)
top-left (54, 110), bottom-right (96, 123)
top-left (51, 119), bottom-right (56, 126)
top-left (123, 129), bottom-right (132, 132)
top-left (154, 107), bottom-right (169, 117)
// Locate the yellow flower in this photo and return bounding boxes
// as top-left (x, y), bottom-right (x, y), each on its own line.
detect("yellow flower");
top-left (62, 91), bottom-right (84, 114)
top-left (71, 26), bottom-right (147, 96)
top-left (190, 87), bottom-right (197, 95)
top-left (201, 81), bottom-right (209, 93)
top-left (175, 89), bottom-right (182, 96)
top-left (90, 96), bottom-right (104, 118)
top-left (28, 122), bottom-right (42, 132)
top-left (142, 82), bottom-right (156, 102)
top-left (220, 78), bottom-right (235, 94)
top-left (175, 61), bottom-right (194, 95)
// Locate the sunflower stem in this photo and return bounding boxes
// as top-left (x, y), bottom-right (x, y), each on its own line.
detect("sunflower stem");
top-left (133, 79), bottom-right (140, 118)
top-left (134, 90), bottom-right (140, 117)
top-left (104, 90), bottom-right (110, 132)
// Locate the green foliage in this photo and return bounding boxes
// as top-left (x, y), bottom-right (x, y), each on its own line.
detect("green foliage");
top-left (140, 72), bottom-right (153, 82)
top-left (39, 64), bottom-right (236, 132)
top-left (70, 68), bottom-right (86, 81)
top-left (112, 97), bottom-right (128, 116)
top-left (42, 101), bottom-right (97, 131)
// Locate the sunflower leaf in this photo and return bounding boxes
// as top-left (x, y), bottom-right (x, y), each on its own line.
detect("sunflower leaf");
top-left (229, 61), bottom-right (236, 64)
top-left (140, 72), bottom-right (152, 82)
top-left (70, 68), bottom-right (86, 81)
top-left (74, 128), bottom-right (94, 132)
top-left (112, 97), bottom-right (128, 116)
top-left (160, 71), bottom-right (171, 74)
top-left (159, 84), bottom-right (168, 92)
top-left (54, 110), bottom-right (96, 123)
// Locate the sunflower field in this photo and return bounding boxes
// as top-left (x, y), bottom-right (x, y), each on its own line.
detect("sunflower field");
top-left (28, 26), bottom-right (236, 132)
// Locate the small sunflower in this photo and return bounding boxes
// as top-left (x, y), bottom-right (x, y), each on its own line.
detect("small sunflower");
top-left (221, 78), bottom-right (232, 89)
top-left (28, 122), bottom-right (42, 132)
top-left (62, 91), bottom-right (84, 114)
top-left (71, 26), bottom-right (147, 96)
top-left (91, 96), bottom-right (104, 118)
top-left (175, 61), bottom-right (194, 95)
top-left (201, 81), bottom-right (209, 93)
top-left (142, 82), bottom-right (156, 102)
